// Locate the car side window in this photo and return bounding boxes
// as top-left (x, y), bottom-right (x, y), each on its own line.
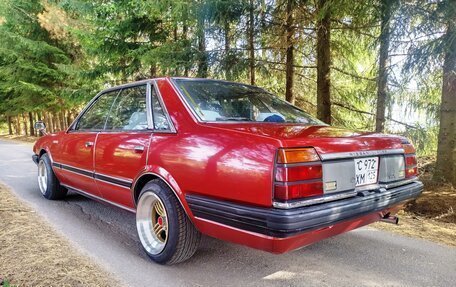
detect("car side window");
top-left (75, 90), bottom-right (119, 131)
top-left (152, 87), bottom-right (171, 131)
top-left (105, 85), bottom-right (148, 131)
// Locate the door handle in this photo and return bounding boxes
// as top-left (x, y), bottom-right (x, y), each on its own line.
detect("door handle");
top-left (134, 145), bottom-right (145, 153)
top-left (85, 141), bottom-right (94, 148)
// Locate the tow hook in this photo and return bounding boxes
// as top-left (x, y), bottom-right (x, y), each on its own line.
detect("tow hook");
top-left (380, 213), bottom-right (399, 225)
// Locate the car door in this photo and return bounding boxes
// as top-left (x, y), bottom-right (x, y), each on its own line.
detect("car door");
top-left (94, 84), bottom-right (153, 208)
top-left (55, 89), bottom-right (119, 196)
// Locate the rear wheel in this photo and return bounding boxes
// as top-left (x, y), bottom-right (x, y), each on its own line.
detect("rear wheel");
top-left (136, 179), bottom-right (201, 265)
top-left (37, 153), bottom-right (67, 200)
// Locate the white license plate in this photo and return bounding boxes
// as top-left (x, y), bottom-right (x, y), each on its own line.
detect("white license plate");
top-left (354, 157), bottom-right (379, 186)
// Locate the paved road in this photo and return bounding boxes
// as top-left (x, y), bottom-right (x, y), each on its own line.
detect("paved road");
top-left (0, 139), bottom-right (455, 287)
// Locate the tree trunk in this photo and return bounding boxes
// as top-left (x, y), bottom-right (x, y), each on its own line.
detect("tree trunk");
top-left (29, 112), bottom-right (35, 136)
top-left (224, 21), bottom-right (232, 80)
top-left (55, 112), bottom-right (61, 131)
top-left (22, 113), bottom-right (28, 136)
top-left (174, 26), bottom-right (179, 76)
top-left (197, 11), bottom-right (208, 78)
top-left (183, 17), bottom-right (189, 77)
top-left (7, 115), bottom-right (13, 135)
top-left (375, 0), bottom-right (393, 133)
top-left (66, 110), bottom-right (73, 127)
top-left (285, 0), bottom-right (295, 104)
top-left (434, 10), bottom-right (456, 186)
top-left (15, 116), bottom-right (20, 135)
top-left (150, 65), bottom-right (157, 78)
top-left (48, 112), bottom-right (54, 133)
top-left (248, 0), bottom-right (255, 85)
top-left (316, 0), bottom-right (331, 124)
top-left (260, 0), bottom-right (267, 60)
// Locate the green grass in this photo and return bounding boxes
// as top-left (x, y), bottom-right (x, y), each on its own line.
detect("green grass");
top-left (2, 279), bottom-right (14, 287)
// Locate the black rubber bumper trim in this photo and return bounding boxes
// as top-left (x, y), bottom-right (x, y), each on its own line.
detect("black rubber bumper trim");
top-left (51, 161), bottom-right (132, 188)
top-left (94, 174), bottom-right (132, 188)
top-left (186, 181), bottom-right (424, 238)
top-left (32, 155), bottom-right (39, 165)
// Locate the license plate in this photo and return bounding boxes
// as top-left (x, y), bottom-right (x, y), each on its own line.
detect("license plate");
top-left (354, 157), bottom-right (379, 186)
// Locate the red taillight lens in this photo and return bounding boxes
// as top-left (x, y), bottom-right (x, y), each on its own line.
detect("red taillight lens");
top-left (403, 143), bottom-right (418, 178)
top-left (274, 182), bottom-right (323, 201)
top-left (405, 156), bottom-right (417, 166)
top-left (405, 166), bottom-right (418, 178)
top-left (274, 148), bottom-right (323, 201)
top-left (275, 165), bottom-right (322, 182)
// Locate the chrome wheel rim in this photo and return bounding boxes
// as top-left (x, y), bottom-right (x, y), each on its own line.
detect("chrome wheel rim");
top-left (37, 160), bottom-right (48, 195)
top-left (136, 192), bottom-right (168, 255)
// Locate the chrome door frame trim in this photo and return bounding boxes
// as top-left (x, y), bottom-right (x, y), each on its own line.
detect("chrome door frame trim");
top-left (151, 79), bottom-right (177, 133)
top-left (146, 82), bottom-right (154, 130)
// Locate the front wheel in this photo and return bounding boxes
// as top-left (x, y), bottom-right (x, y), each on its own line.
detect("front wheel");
top-left (37, 153), bottom-right (67, 200)
top-left (136, 179), bottom-right (201, 265)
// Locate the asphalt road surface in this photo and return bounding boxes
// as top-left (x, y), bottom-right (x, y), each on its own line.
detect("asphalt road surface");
top-left (1, 139), bottom-right (455, 287)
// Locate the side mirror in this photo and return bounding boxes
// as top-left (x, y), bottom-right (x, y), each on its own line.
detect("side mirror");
top-left (34, 121), bottom-right (47, 135)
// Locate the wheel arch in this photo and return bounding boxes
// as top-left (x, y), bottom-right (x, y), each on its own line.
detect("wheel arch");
top-left (39, 148), bottom-right (47, 157)
top-left (132, 171), bottom-right (193, 219)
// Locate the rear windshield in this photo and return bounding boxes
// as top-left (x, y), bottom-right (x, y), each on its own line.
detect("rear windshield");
top-left (174, 79), bottom-right (325, 125)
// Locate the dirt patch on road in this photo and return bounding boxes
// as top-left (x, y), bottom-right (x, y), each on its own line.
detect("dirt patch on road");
top-left (0, 184), bottom-right (120, 286)
top-left (0, 134), bottom-right (37, 144)
top-left (373, 158), bottom-right (456, 247)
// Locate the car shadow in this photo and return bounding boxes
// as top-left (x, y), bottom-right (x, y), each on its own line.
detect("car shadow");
top-left (59, 191), bottom-right (447, 287)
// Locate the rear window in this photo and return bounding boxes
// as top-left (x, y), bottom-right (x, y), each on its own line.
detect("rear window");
top-left (174, 79), bottom-right (325, 125)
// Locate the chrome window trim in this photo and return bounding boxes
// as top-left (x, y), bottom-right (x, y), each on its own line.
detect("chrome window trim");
top-left (62, 183), bottom-right (136, 213)
top-left (169, 77), bottom-right (326, 126)
top-left (151, 79), bottom-right (177, 133)
top-left (319, 149), bottom-right (405, 161)
top-left (146, 82), bottom-right (154, 130)
top-left (69, 80), bottom-right (153, 133)
top-left (69, 89), bottom-right (122, 132)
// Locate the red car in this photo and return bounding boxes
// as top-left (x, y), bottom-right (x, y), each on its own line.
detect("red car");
top-left (32, 78), bottom-right (423, 264)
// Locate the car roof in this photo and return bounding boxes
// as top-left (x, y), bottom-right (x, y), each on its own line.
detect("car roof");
top-left (101, 77), bottom-right (259, 94)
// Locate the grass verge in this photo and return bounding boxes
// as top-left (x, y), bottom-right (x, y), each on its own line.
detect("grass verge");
top-left (0, 184), bottom-right (120, 286)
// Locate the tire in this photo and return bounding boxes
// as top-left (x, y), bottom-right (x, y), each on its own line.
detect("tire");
top-left (136, 179), bottom-right (201, 265)
top-left (37, 153), bottom-right (67, 200)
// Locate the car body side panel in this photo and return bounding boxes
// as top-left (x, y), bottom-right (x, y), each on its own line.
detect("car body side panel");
top-left (94, 132), bottom-right (151, 208)
top-left (33, 133), bottom-right (68, 185)
top-left (31, 77), bottom-right (423, 255)
top-left (54, 132), bottom-right (100, 197)
top-left (148, 80), bottom-right (282, 207)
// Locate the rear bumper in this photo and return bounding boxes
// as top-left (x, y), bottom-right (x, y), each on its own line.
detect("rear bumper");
top-left (187, 181), bottom-right (423, 252)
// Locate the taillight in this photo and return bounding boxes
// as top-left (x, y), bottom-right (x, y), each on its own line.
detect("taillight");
top-left (403, 143), bottom-right (418, 178)
top-left (277, 148), bottom-right (320, 164)
top-left (274, 148), bottom-right (323, 201)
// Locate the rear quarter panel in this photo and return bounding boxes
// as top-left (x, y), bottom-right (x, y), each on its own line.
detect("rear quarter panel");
top-left (149, 79), bottom-right (281, 208)
top-left (147, 126), bottom-right (279, 207)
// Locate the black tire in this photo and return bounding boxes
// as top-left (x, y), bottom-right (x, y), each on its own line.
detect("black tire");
top-left (37, 153), bottom-right (67, 200)
top-left (136, 179), bottom-right (201, 265)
